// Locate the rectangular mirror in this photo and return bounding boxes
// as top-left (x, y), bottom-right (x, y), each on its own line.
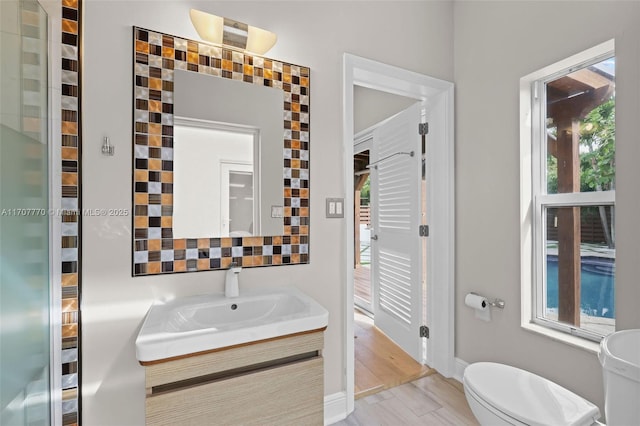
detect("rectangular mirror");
top-left (132, 27), bottom-right (310, 276)
top-left (172, 70), bottom-right (284, 238)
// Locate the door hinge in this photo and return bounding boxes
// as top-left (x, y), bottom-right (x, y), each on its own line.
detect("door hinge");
top-left (420, 325), bottom-right (429, 338)
top-left (419, 225), bottom-right (429, 237)
top-left (418, 122), bottom-right (429, 136)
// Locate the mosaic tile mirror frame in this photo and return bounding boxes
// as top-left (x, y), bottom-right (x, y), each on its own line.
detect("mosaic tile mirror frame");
top-left (132, 27), bottom-right (310, 276)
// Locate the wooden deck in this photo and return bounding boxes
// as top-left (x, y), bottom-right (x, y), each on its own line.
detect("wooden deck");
top-left (354, 266), bottom-right (371, 305)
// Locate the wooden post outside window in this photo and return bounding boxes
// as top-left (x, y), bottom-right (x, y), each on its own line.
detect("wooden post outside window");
top-left (555, 118), bottom-right (581, 326)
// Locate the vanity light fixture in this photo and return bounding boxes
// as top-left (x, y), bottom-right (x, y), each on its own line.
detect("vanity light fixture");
top-left (189, 9), bottom-right (277, 55)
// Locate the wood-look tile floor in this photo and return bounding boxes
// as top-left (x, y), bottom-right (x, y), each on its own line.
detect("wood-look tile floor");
top-left (347, 310), bottom-right (479, 425)
top-left (354, 310), bottom-right (433, 398)
top-left (333, 374), bottom-right (479, 426)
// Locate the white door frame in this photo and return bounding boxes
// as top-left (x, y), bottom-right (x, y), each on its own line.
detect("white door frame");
top-left (342, 54), bottom-right (455, 415)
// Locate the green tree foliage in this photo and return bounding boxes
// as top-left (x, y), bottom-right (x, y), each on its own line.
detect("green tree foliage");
top-left (581, 96), bottom-right (615, 249)
top-left (546, 96), bottom-right (616, 248)
top-left (547, 155), bottom-right (557, 194)
top-left (580, 97), bottom-right (615, 192)
top-left (546, 96), bottom-right (615, 193)
top-left (360, 177), bottom-right (370, 206)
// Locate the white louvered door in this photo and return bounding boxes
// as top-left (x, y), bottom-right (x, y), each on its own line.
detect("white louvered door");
top-left (370, 102), bottom-right (424, 363)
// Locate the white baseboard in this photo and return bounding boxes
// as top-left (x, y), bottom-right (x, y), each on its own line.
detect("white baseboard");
top-left (454, 357), bottom-right (469, 383)
top-left (324, 391), bottom-right (348, 425)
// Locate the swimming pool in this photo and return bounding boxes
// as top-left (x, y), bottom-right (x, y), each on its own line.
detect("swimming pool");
top-left (546, 255), bottom-right (615, 318)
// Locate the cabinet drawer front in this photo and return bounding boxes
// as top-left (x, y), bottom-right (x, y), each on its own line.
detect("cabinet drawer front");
top-left (145, 330), bottom-right (324, 389)
top-left (146, 357), bottom-right (324, 426)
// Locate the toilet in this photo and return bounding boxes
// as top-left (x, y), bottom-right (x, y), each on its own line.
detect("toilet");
top-left (463, 362), bottom-right (601, 425)
top-left (463, 329), bottom-right (640, 426)
top-left (598, 329), bottom-right (640, 425)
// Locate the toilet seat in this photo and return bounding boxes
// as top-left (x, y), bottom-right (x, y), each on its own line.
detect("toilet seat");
top-left (465, 379), bottom-right (529, 425)
top-left (463, 362), bottom-right (601, 426)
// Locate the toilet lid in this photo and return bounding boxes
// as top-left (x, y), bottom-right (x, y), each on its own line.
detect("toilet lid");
top-left (464, 362), bottom-right (601, 426)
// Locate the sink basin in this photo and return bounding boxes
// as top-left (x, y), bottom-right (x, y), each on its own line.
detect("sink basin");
top-left (135, 288), bottom-right (328, 362)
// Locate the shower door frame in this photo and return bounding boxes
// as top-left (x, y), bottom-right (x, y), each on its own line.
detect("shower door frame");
top-left (41, 1), bottom-right (64, 424)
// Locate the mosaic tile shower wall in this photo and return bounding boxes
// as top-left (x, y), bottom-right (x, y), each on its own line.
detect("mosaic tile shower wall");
top-left (132, 27), bottom-right (310, 276)
top-left (60, 0), bottom-right (81, 424)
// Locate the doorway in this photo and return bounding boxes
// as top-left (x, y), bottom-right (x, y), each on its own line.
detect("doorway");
top-left (352, 101), bottom-right (432, 397)
top-left (343, 54), bottom-right (455, 415)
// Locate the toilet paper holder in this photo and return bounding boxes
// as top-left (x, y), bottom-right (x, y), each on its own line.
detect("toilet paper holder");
top-left (488, 298), bottom-right (506, 309)
top-left (471, 292), bottom-right (505, 309)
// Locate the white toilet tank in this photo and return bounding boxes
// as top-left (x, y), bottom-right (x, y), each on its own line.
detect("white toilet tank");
top-left (599, 329), bottom-right (640, 426)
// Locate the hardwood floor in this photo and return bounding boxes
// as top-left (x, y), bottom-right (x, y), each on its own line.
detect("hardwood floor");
top-left (333, 374), bottom-right (479, 426)
top-left (354, 310), bottom-right (433, 399)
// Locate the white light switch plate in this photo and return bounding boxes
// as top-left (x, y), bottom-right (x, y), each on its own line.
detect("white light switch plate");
top-left (326, 198), bottom-right (344, 218)
top-left (271, 206), bottom-right (284, 218)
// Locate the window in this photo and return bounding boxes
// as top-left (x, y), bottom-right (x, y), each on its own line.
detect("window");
top-left (521, 41), bottom-right (615, 343)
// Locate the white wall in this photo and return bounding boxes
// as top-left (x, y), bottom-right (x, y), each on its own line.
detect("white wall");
top-left (354, 86), bottom-right (417, 134)
top-left (81, 1), bottom-right (453, 424)
top-left (173, 126), bottom-right (253, 237)
top-left (454, 0), bottom-right (640, 415)
top-left (173, 69), bottom-right (284, 236)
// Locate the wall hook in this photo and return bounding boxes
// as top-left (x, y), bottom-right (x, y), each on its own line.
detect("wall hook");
top-left (102, 137), bottom-right (115, 156)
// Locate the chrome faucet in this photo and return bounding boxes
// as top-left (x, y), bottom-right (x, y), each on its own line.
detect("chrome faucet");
top-left (225, 263), bottom-right (242, 298)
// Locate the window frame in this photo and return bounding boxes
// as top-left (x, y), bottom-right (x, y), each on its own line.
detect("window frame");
top-left (520, 40), bottom-right (615, 349)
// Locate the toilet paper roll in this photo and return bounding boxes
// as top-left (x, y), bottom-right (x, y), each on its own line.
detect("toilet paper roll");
top-left (465, 293), bottom-right (488, 311)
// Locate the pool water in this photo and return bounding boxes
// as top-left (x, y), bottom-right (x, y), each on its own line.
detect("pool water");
top-left (546, 256), bottom-right (615, 318)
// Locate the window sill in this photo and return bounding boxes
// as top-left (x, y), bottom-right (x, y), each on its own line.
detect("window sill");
top-left (521, 321), bottom-right (601, 354)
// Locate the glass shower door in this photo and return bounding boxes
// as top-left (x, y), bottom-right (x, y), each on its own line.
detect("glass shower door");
top-left (1, 1), bottom-right (51, 424)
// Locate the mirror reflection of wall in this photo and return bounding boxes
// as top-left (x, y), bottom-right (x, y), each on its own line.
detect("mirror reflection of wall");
top-left (173, 70), bottom-right (284, 238)
top-left (173, 121), bottom-right (257, 238)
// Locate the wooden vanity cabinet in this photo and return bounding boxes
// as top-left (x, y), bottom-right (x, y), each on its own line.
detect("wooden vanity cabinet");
top-left (140, 328), bottom-right (325, 426)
